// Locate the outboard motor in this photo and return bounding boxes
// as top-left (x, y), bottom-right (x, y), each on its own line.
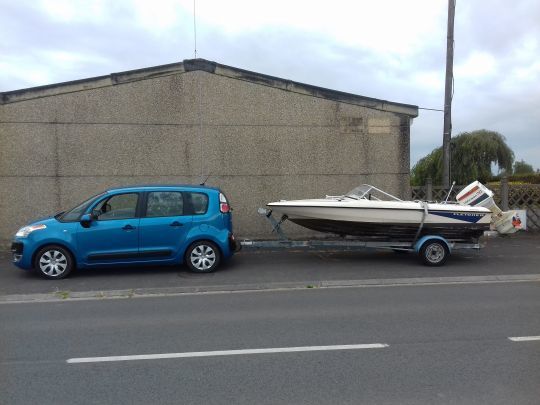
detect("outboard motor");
top-left (456, 181), bottom-right (522, 234)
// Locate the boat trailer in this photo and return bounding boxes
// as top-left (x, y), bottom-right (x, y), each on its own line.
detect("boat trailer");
top-left (239, 208), bottom-right (483, 266)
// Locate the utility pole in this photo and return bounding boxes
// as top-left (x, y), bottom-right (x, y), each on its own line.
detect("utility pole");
top-left (442, 0), bottom-right (455, 188)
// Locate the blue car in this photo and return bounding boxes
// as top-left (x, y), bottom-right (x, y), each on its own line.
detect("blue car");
top-left (11, 185), bottom-right (239, 279)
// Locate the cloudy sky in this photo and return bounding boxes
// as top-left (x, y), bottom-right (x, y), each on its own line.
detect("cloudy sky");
top-left (1, 0), bottom-right (539, 169)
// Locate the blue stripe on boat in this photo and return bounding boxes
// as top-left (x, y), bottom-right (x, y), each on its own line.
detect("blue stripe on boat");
top-left (429, 211), bottom-right (486, 223)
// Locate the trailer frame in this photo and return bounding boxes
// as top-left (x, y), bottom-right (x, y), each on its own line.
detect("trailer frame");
top-left (239, 208), bottom-right (483, 266)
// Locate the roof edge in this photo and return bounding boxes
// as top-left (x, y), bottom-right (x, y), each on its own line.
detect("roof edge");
top-left (0, 58), bottom-right (418, 117)
top-left (209, 60), bottom-right (418, 117)
top-left (0, 61), bottom-right (186, 105)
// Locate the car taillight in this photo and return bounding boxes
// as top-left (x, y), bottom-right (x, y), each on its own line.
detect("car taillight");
top-left (219, 193), bottom-right (230, 213)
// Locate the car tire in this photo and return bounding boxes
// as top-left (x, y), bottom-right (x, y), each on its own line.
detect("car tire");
top-left (419, 239), bottom-right (449, 266)
top-left (34, 245), bottom-right (75, 279)
top-left (185, 241), bottom-right (221, 273)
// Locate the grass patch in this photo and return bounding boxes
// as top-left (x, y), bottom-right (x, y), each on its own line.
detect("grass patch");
top-left (55, 291), bottom-right (70, 300)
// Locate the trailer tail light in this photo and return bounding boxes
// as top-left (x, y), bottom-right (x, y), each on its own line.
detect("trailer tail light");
top-left (219, 193), bottom-right (230, 213)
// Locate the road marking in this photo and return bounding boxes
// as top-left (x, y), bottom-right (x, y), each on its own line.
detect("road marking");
top-left (508, 336), bottom-right (540, 342)
top-left (67, 343), bottom-right (388, 364)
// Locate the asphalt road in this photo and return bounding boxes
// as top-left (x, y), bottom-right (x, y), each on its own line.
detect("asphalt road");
top-left (1, 282), bottom-right (539, 404)
top-left (1, 234), bottom-right (539, 296)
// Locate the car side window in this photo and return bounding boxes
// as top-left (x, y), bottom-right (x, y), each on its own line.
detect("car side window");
top-left (93, 193), bottom-right (139, 220)
top-left (146, 192), bottom-right (184, 217)
top-left (187, 192), bottom-right (209, 215)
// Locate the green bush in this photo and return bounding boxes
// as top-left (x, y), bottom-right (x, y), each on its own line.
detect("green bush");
top-left (490, 173), bottom-right (540, 184)
top-left (509, 173), bottom-right (540, 184)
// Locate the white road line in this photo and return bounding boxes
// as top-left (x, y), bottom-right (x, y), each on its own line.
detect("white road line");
top-left (67, 343), bottom-right (389, 364)
top-left (508, 336), bottom-right (540, 342)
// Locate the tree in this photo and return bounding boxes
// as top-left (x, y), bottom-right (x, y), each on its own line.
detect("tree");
top-left (411, 130), bottom-right (514, 185)
top-left (513, 159), bottom-right (534, 175)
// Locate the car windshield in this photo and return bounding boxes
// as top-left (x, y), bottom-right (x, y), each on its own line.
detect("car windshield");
top-left (58, 192), bottom-right (106, 222)
top-left (345, 184), bottom-right (402, 201)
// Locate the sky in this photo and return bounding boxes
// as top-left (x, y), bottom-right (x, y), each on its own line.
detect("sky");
top-left (1, 0), bottom-right (539, 170)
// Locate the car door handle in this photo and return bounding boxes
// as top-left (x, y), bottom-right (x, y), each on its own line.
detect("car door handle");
top-left (122, 224), bottom-right (136, 231)
top-left (170, 221), bottom-right (183, 227)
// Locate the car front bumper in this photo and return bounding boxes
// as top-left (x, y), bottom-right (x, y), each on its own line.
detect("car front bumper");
top-left (11, 240), bottom-right (33, 269)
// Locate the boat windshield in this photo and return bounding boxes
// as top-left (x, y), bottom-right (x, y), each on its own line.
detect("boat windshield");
top-left (344, 184), bottom-right (402, 201)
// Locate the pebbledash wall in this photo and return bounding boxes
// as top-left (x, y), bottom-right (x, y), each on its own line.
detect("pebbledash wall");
top-left (0, 59), bottom-right (418, 243)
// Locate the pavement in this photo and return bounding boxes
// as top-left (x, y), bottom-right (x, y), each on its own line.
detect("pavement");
top-left (0, 233), bottom-right (539, 300)
top-left (2, 282), bottom-right (539, 404)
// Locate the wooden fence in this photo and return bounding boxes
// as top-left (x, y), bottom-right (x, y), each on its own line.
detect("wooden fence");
top-left (411, 177), bottom-right (540, 232)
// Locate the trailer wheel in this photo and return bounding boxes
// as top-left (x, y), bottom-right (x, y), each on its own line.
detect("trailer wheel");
top-left (419, 239), bottom-right (449, 266)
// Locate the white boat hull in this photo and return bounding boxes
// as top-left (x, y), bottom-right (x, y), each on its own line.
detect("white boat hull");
top-left (267, 199), bottom-right (491, 241)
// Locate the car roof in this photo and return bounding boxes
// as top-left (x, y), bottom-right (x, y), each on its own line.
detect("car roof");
top-left (105, 184), bottom-right (221, 193)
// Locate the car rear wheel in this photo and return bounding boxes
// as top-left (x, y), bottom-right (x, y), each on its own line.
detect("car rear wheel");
top-left (34, 245), bottom-right (74, 279)
top-left (185, 241), bottom-right (221, 273)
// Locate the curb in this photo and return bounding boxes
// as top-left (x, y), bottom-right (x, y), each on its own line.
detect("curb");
top-left (1, 274), bottom-right (540, 304)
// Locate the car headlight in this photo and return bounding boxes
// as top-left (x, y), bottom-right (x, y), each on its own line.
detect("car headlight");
top-left (15, 224), bottom-right (47, 238)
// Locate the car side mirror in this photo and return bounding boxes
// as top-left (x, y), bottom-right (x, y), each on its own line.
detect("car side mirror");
top-left (80, 213), bottom-right (93, 228)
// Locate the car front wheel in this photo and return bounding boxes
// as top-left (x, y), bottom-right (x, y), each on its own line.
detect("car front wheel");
top-left (185, 241), bottom-right (221, 273)
top-left (34, 245), bottom-right (74, 279)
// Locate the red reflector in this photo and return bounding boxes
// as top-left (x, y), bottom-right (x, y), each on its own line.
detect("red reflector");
top-left (220, 203), bottom-right (230, 213)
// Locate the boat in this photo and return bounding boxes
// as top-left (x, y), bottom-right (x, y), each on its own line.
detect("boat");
top-left (267, 181), bottom-right (520, 242)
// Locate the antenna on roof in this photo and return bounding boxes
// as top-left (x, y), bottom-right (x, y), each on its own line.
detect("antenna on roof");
top-left (199, 174), bottom-right (210, 186)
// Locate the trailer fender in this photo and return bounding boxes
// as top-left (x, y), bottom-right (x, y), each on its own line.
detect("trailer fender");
top-left (414, 235), bottom-right (451, 254)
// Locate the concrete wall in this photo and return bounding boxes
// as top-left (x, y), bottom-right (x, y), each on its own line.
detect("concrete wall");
top-left (0, 69), bottom-right (412, 243)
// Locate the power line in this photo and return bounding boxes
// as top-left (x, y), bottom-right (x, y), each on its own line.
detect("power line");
top-left (419, 107), bottom-right (444, 112)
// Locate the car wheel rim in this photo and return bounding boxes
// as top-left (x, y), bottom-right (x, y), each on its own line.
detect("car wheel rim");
top-left (425, 244), bottom-right (444, 263)
top-left (190, 245), bottom-right (216, 270)
top-left (39, 250), bottom-right (68, 276)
